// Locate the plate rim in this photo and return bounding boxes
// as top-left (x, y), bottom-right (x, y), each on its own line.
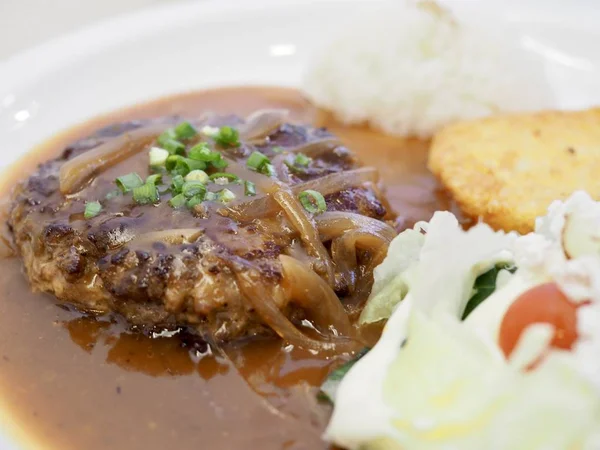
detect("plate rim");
top-left (0, 0), bottom-right (370, 91)
top-left (1, 0), bottom-right (600, 449)
top-left (3, 0), bottom-right (600, 90)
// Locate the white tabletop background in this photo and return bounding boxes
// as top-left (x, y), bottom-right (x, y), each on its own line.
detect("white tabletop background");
top-left (0, 0), bottom-right (174, 61)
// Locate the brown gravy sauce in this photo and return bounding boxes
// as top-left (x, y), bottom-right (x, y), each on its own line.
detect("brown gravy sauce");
top-left (0, 87), bottom-right (449, 450)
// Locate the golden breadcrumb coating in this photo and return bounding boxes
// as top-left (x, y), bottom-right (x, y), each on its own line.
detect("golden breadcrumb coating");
top-left (429, 108), bottom-right (600, 233)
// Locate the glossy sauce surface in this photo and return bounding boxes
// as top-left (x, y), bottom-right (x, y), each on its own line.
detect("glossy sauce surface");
top-left (0, 87), bottom-right (448, 450)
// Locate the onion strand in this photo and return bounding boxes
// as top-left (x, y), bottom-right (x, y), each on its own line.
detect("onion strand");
top-left (273, 189), bottom-right (336, 287)
top-left (235, 269), bottom-right (359, 354)
top-left (60, 124), bottom-right (168, 195)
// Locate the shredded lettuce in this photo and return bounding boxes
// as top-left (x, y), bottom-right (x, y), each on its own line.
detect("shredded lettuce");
top-left (380, 313), bottom-right (600, 450)
top-left (360, 228), bottom-right (425, 324)
top-left (360, 212), bottom-right (515, 325)
top-left (326, 192), bottom-right (600, 450)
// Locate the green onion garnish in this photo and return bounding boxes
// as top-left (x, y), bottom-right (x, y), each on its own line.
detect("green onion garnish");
top-left (188, 143), bottom-right (218, 162)
top-left (168, 193), bottom-right (186, 208)
top-left (187, 144), bottom-right (229, 169)
top-left (247, 151), bottom-right (270, 171)
top-left (209, 172), bottom-right (239, 184)
top-left (174, 121), bottom-right (197, 140)
top-left (132, 183), bottom-right (160, 205)
top-left (84, 201), bottom-right (102, 219)
top-left (146, 174), bottom-right (162, 185)
top-left (261, 163), bottom-right (276, 177)
top-left (165, 155), bottom-right (181, 171)
top-left (211, 155), bottom-right (229, 169)
top-left (284, 160), bottom-right (307, 175)
top-left (205, 192), bottom-right (218, 202)
top-left (167, 155), bottom-right (206, 176)
top-left (157, 129), bottom-right (176, 143)
top-left (218, 188), bottom-right (236, 203)
top-left (182, 181), bottom-right (207, 200)
top-left (213, 126), bottom-right (240, 147)
top-left (149, 147), bottom-right (169, 167)
top-left (244, 180), bottom-right (256, 196)
top-left (272, 146), bottom-right (285, 153)
top-left (180, 158), bottom-right (206, 174)
top-left (294, 153), bottom-right (312, 167)
top-left (186, 196), bottom-right (203, 209)
top-left (116, 172), bottom-right (144, 193)
top-left (170, 175), bottom-right (185, 194)
top-left (185, 170), bottom-right (209, 183)
top-left (298, 190), bottom-right (326, 215)
top-left (157, 131), bottom-right (185, 155)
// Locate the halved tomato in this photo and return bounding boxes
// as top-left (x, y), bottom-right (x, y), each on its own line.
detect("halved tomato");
top-left (499, 282), bottom-right (581, 359)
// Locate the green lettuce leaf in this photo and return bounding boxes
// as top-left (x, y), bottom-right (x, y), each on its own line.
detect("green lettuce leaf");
top-left (462, 264), bottom-right (517, 320)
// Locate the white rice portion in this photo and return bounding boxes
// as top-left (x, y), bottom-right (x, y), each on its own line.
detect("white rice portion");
top-left (303, 1), bottom-right (554, 138)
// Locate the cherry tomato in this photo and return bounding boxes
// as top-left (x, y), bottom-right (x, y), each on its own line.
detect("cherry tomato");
top-left (499, 282), bottom-right (580, 359)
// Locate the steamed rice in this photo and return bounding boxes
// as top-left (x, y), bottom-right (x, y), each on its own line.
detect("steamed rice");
top-left (303, 1), bottom-right (554, 137)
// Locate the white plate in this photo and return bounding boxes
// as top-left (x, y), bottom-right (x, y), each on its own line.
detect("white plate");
top-left (0, 0), bottom-right (599, 448)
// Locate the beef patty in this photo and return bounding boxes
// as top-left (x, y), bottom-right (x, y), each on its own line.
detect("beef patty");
top-left (9, 112), bottom-right (391, 342)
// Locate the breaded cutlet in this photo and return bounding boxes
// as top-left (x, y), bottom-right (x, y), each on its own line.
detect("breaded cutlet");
top-left (428, 108), bottom-right (600, 234)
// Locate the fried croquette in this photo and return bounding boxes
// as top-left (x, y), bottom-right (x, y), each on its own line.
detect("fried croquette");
top-left (428, 108), bottom-right (600, 233)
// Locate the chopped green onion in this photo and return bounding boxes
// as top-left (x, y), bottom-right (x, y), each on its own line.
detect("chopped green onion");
top-left (115, 172), bottom-right (144, 193)
top-left (149, 147), bottom-right (169, 167)
top-left (213, 126), bottom-right (240, 147)
top-left (145, 174), bottom-right (162, 185)
top-left (84, 201), bottom-right (102, 219)
top-left (166, 155), bottom-right (182, 171)
top-left (132, 183), bottom-right (160, 205)
top-left (168, 193), bottom-right (186, 208)
top-left (298, 190), bottom-right (326, 215)
top-left (186, 196), bottom-right (203, 209)
top-left (182, 181), bottom-right (207, 199)
top-left (284, 160), bottom-right (308, 175)
top-left (211, 155), bottom-right (229, 169)
top-left (179, 158), bottom-right (206, 174)
top-left (294, 153), bottom-right (312, 167)
top-left (157, 128), bottom-right (176, 143)
top-left (209, 172), bottom-right (239, 184)
top-left (205, 192), bottom-right (218, 202)
top-left (105, 189), bottom-right (121, 200)
top-left (244, 180), bottom-right (256, 196)
top-left (174, 121), bottom-right (197, 140)
top-left (188, 143), bottom-right (218, 161)
top-left (247, 151), bottom-right (270, 171)
top-left (272, 146), bottom-right (285, 153)
top-left (261, 163), bottom-right (276, 177)
top-left (188, 144), bottom-right (229, 170)
top-left (167, 155), bottom-right (206, 176)
top-left (185, 170), bottom-right (209, 183)
top-left (170, 175), bottom-right (185, 194)
top-left (218, 188), bottom-right (236, 203)
top-left (157, 130), bottom-right (185, 155)
top-left (164, 139), bottom-right (186, 155)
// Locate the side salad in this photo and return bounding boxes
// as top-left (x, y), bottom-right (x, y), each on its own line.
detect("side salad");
top-left (325, 191), bottom-right (600, 450)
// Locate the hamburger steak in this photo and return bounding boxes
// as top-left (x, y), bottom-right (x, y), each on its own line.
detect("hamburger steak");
top-left (8, 112), bottom-right (391, 342)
